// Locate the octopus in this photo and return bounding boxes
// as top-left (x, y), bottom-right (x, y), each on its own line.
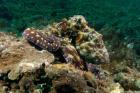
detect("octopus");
top-left (23, 28), bottom-right (86, 70)
top-left (22, 15), bottom-right (109, 71)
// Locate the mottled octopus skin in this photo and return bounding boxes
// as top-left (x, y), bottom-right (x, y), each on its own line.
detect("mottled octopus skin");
top-left (62, 44), bottom-right (86, 70)
top-left (23, 28), bottom-right (61, 52)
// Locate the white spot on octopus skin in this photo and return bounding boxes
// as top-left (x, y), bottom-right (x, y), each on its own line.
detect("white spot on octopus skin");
top-left (26, 28), bottom-right (31, 31)
top-left (31, 31), bottom-right (35, 34)
top-left (47, 43), bottom-right (50, 45)
top-left (36, 34), bottom-right (40, 37)
top-left (36, 40), bottom-right (40, 43)
top-left (44, 40), bottom-right (46, 43)
top-left (41, 38), bottom-right (44, 40)
top-left (26, 33), bottom-right (29, 36)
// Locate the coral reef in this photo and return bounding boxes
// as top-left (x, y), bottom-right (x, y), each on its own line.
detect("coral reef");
top-left (1, 1), bottom-right (139, 78)
top-left (113, 66), bottom-right (140, 91)
top-left (0, 15), bottom-right (140, 93)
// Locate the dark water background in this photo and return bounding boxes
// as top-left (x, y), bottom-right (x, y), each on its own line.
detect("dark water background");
top-left (0, 0), bottom-right (140, 56)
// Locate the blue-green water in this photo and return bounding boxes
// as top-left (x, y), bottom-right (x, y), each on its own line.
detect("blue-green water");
top-left (0, 0), bottom-right (140, 55)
